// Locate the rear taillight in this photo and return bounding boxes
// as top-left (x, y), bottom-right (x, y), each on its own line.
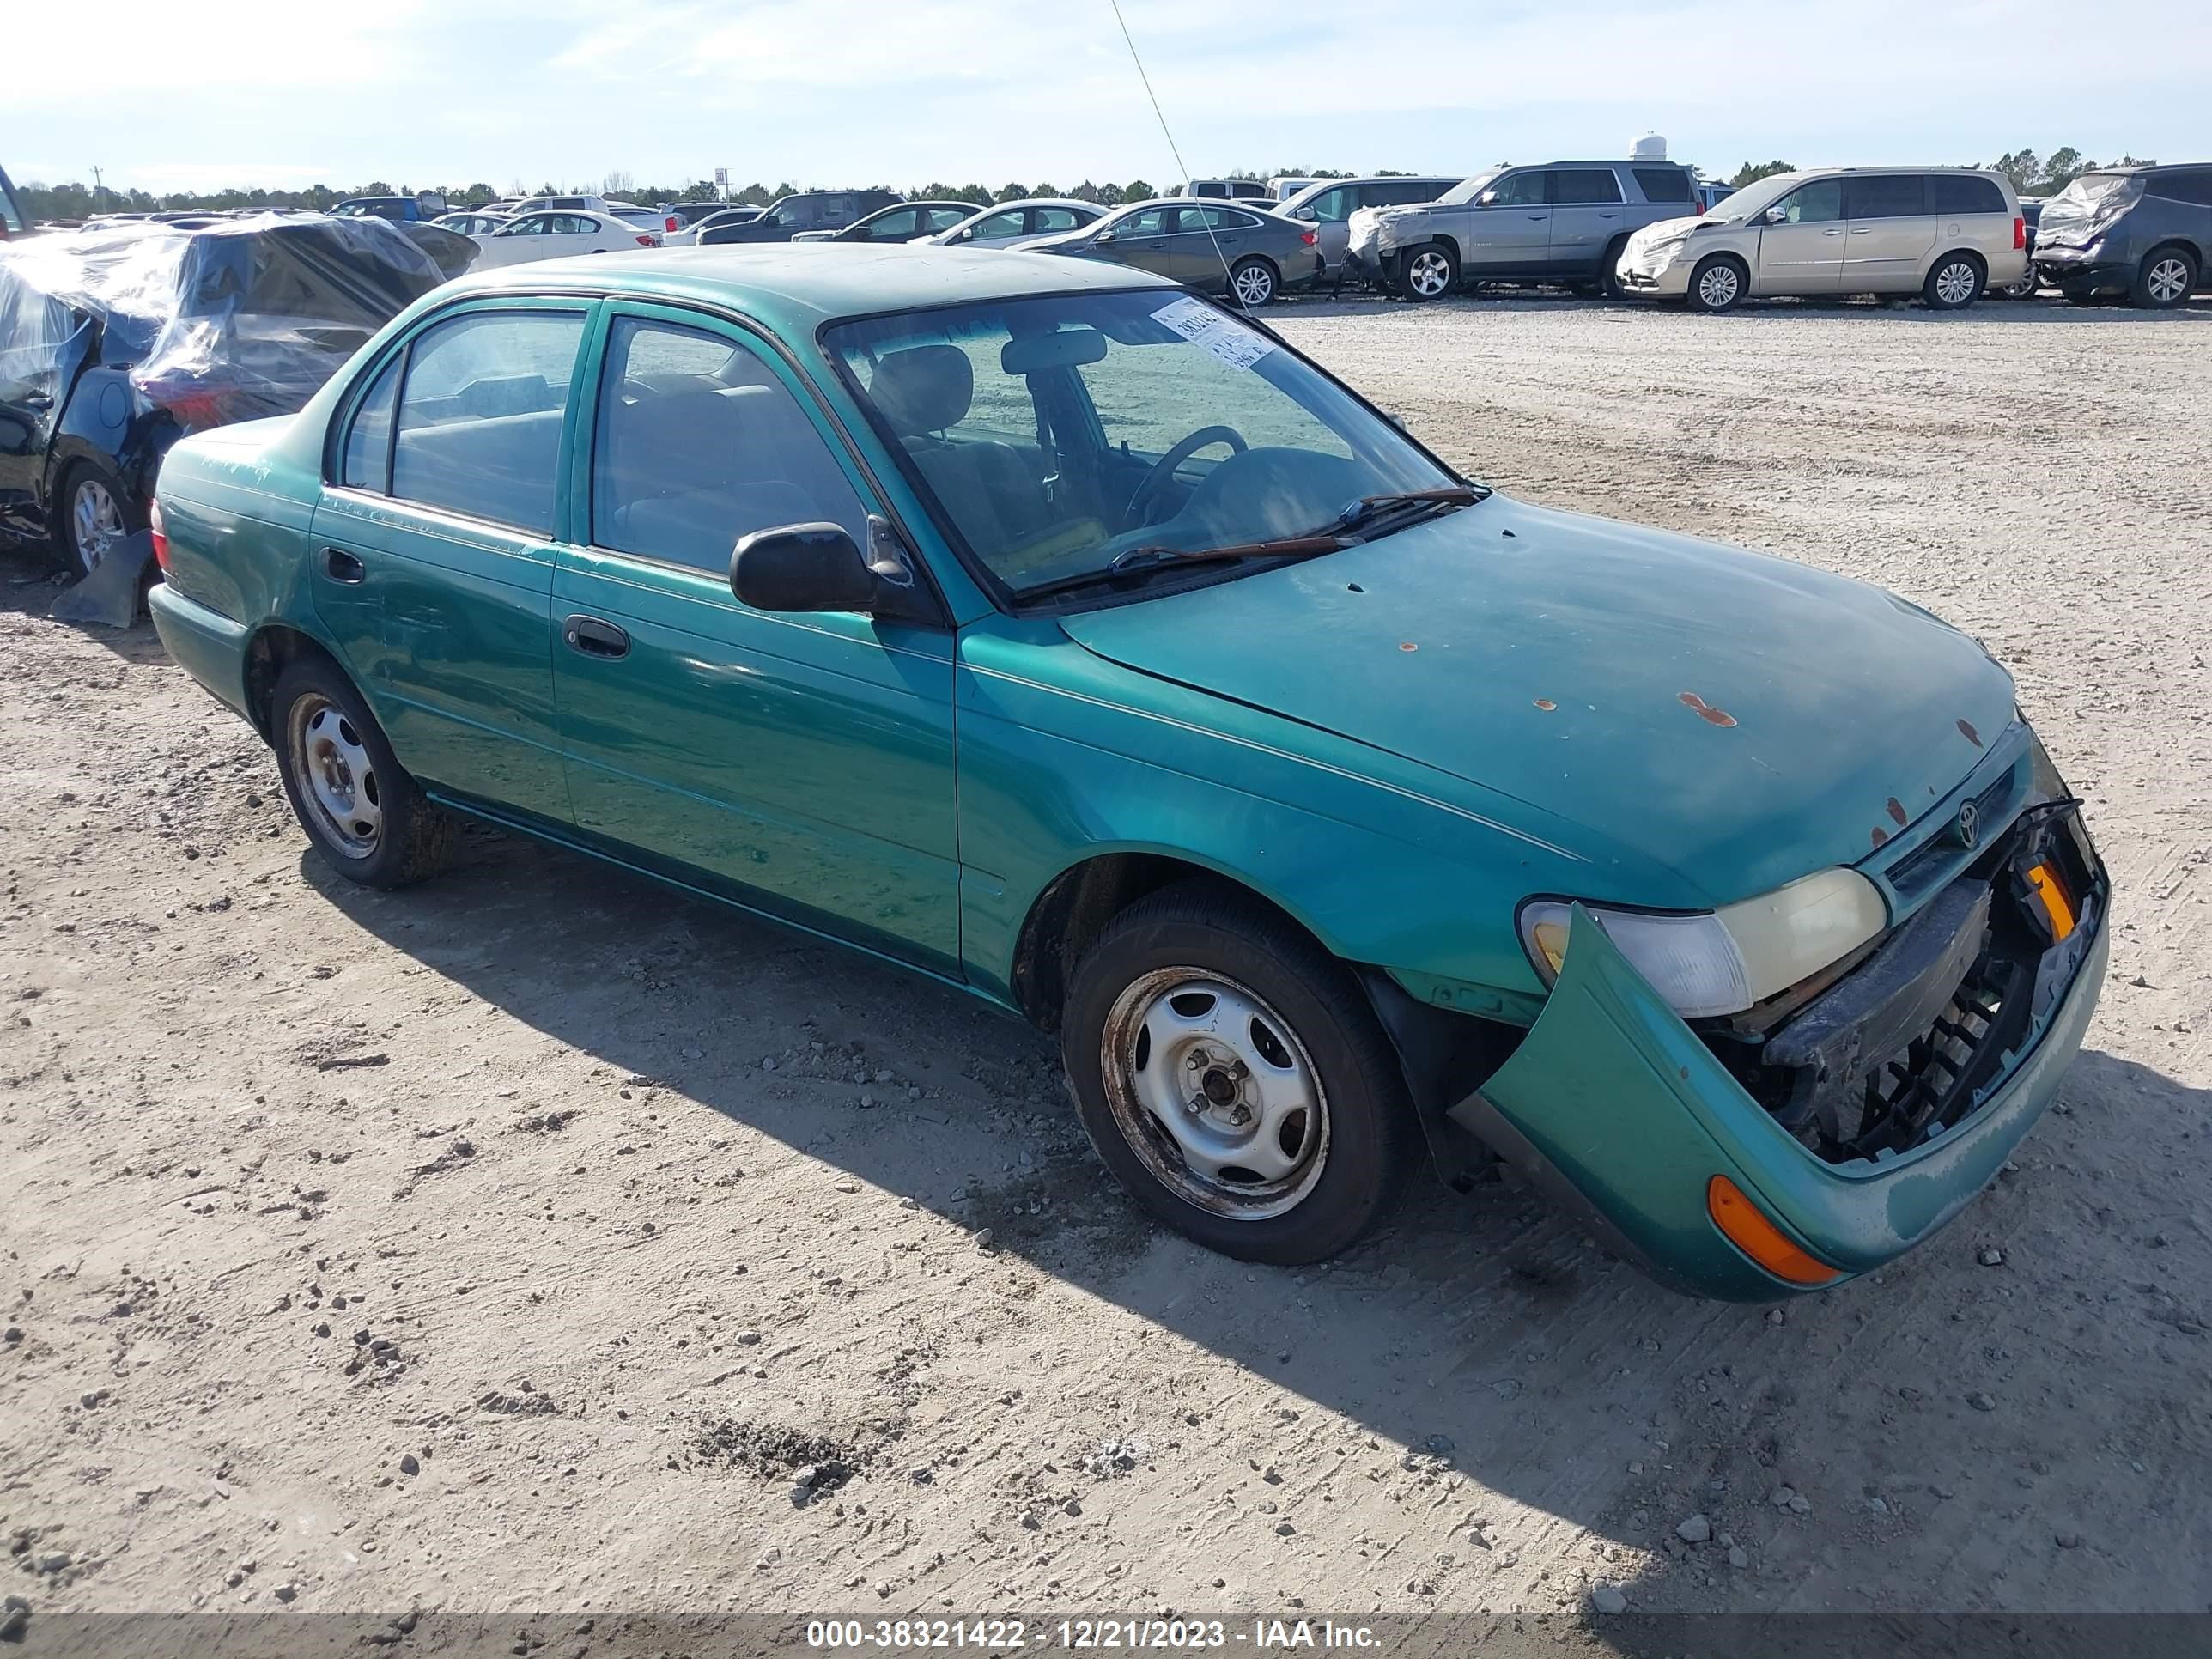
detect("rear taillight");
top-left (149, 498), bottom-right (170, 572)
top-left (665, 216), bottom-right (679, 233)
top-left (2014, 216), bottom-right (2026, 250)
top-left (635, 234), bottom-right (656, 246)
top-left (1299, 228), bottom-right (1317, 246)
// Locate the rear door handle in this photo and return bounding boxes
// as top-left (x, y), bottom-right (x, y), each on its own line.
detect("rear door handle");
top-left (563, 614), bottom-right (629, 659)
top-left (1822, 228), bottom-right (1844, 236)
top-left (322, 547), bottom-right (365, 584)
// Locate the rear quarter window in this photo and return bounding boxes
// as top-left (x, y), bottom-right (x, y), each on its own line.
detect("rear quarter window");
top-left (2147, 170), bottom-right (2212, 207)
top-left (1929, 174), bottom-right (2008, 216)
top-left (1632, 167), bottom-right (1694, 204)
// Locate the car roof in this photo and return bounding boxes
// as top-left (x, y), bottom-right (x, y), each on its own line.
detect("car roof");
top-left (440, 244), bottom-right (1176, 326)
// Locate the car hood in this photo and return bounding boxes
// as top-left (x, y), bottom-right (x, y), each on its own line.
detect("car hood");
top-left (1055, 496), bottom-right (2015, 908)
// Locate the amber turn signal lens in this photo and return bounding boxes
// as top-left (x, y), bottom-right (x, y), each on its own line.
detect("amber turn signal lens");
top-left (2027, 862), bottom-right (2076, 942)
top-left (1706, 1175), bottom-right (1843, 1287)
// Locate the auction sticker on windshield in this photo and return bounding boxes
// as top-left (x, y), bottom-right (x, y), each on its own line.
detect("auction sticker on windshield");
top-left (1151, 295), bottom-right (1274, 370)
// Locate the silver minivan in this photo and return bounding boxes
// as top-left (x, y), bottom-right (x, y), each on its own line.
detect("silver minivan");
top-left (1617, 167), bottom-right (2027, 311)
top-left (1278, 176), bottom-right (1462, 276)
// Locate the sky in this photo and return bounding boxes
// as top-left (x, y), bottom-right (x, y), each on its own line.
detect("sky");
top-left (6, 0), bottom-right (2208, 197)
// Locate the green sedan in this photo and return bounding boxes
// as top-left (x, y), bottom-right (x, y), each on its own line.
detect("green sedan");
top-left (147, 244), bottom-right (2110, 1298)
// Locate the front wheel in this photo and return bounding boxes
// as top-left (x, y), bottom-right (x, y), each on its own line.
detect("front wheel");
top-left (1060, 881), bottom-right (1416, 1264)
top-left (1398, 244), bottom-right (1457, 301)
top-left (2132, 247), bottom-right (2198, 309)
top-left (271, 656), bottom-right (459, 888)
top-left (1227, 256), bottom-right (1278, 310)
top-left (1686, 255), bottom-right (1747, 313)
top-left (1923, 252), bottom-right (1985, 310)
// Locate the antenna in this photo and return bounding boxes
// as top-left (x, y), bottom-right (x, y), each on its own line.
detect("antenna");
top-left (1108, 0), bottom-right (1243, 305)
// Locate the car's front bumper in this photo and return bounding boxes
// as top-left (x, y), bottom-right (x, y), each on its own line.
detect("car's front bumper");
top-left (1617, 255), bottom-right (1692, 299)
top-left (1452, 818), bottom-right (2109, 1302)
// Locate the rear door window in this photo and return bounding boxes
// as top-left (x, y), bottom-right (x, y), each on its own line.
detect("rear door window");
top-left (1632, 167), bottom-right (1693, 204)
top-left (390, 310), bottom-right (587, 535)
top-left (1845, 175), bottom-right (1928, 219)
top-left (1029, 207), bottom-right (1085, 234)
top-left (1551, 168), bottom-right (1625, 205)
top-left (1368, 179), bottom-right (1448, 207)
top-left (1929, 174), bottom-right (2008, 215)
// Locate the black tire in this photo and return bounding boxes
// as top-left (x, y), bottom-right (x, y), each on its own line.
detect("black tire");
top-left (49, 458), bottom-right (144, 580)
top-left (1397, 243), bottom-right (1458, 302)
top-left (1226, 256), bottom-right (1278, 311)
top-left (1686, 254), bottom-right (1747, 313)
top-left (1597, 235), bottom-right (1631, 301)
top-left (270, 655), bottom-right (459, 888)
top-left (2130, 246), bottom-right (2197, 310)
top-left (1060, 879), bottom-right (1417, 1265)
top-left (1922, 251), bottom-right (1985, 311)
top-left (2063, 288), bottom-right (2106, 307)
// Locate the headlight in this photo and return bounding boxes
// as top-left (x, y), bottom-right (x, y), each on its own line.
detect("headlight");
top-left (1518, 867), bottom-right (1887, 1019)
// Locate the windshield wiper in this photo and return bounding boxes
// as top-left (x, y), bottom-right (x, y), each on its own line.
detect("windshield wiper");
top-left (1327, 485), bottom-right (1486, 538)
top-left (1015, 535), bottom-right (1347, 604)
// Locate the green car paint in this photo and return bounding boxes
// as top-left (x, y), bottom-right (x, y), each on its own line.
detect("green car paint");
top-left (147, 246), bottom-right (2109, 1297)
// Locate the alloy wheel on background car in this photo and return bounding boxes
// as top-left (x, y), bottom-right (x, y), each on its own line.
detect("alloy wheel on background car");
top-left (1403, 249), bottom-right (1453, 300)
top-left (1099, 968), bottom-right (1331, 1221)
top-left (1931, 258), bottom-right (1983, 308)
top-left (2144, 254), bottom-right (2194, 307)
top-left (1693, 259), bottom-right (1742, 312)
top-left (1230, 260), bottom-right (1276, 309)
top-left (69, 478), bottom-right (127, 576)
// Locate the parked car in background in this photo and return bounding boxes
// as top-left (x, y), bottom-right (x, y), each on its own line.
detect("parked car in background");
top-left (1026, 199), bottom-right (1322, 307)
top-left (605, 204), bottom-right (667, 236)
top-left (332, 193), bottom-right (448, 224)
top-left (1268, 178), bottom-right (1316, 201)
top-left (399, 223), bottom-right (483, 282)
top-left (1999, 199), bottom-right (2045, 298)
top-left (1617, 167), bottom-right (2026, 313)
top-left (1350, 160), bottom-right (1702, 299)
top-left (470, 210), bottom-right (659, 268)
top-left (663, 204), bottom-right (763, 246)
top-left (0, 214), bottom-right (443, 574)
top-left (1, 166), bottom-right (29, 240)
top-left (508, 194), bottom-right (609, 216)
top-left (2033, 164), bottom-right (2211, 309)
top-left (434, 211), bottom-right (511, 236)
top-left (147, 246), bottom-right (2108, 1296)
top-left (1277, 176), bottom-right (1462, 276)
top-left (922, 199), bottom-right (1106, 250)
top-left (657, 202), bottom-right (738, 242)
top-left (1177, 179), bottom-right (1271, 201)
top-left (697, 191), bottom-right (900, 245)
top-left (792, 201), bottom-right (975, 244)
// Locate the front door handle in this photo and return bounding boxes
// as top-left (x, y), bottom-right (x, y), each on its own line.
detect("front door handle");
top-left (563, 614), bottom-right (629, 659)
top-left (1822, 228), bottom-right (1844, 236)
top-left (322, 547), bottom-right (365, 584)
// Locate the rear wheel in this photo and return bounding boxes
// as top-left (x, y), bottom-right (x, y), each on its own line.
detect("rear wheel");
top-left (1227, 256), bottom-right (1278, 311)
top-left (52, 459), bottom-right (141, 579)
top-left (2132, 246), bottom-right (2197, 309)
top-left (1060, 881), bottom-right (1416, 1264)
top-left (1923, 252), bottom-right (1985, 310)
top-left (1686, 255), bottom-right (1747, 313)
top-left (271, 656), bottom-right (459, 888)
top-left (1398, 244), bottom-right (1457, 301)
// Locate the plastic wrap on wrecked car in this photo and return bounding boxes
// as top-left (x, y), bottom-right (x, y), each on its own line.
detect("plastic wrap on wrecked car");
top-left (0, 212), bottom-right (448, 428)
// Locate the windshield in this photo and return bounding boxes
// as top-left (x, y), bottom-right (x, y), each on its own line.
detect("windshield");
top-left (1436, 170), bottom-right (1504, 207)
top-left (826, 289), bottom-right (1455, 599)
top-left (1701, 173), bottom-right (1803, 222)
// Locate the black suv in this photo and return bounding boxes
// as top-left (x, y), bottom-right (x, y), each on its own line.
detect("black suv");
top-left (2033, 164), bottom-right (2211, 308)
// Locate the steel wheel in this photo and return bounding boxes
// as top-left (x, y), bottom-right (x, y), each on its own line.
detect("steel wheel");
top-left (2146, 254), bottom-right (2192, 306)
top-left (1230, 259), bottom-right (1275, 309)
top-left (69, 477), bottom-right (127, 575)
top-left (1100, 968), bottom-right (1330, 1221)
top-left (1932, 258), bottom-right (1980, 307)
top-left (286, 693), bottom-right (383, 859)
top-left (1405, 248), bottom-right (1453, 299)
top-left (1695, 260), bottom-right (1741, 310)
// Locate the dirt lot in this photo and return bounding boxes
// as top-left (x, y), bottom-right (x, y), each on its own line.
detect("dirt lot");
top-left (3, 295), bottom-right (2209, 1626)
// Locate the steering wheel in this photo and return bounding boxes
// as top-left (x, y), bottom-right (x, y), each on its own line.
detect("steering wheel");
top-left (1125, 425), bottom-right (1249, 528)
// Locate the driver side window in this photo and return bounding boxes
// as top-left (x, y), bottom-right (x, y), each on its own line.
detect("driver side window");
top-left (1775, 179), bottom-right (1844, 224)
top-left (1488, 171), bottom-right (1549, 208)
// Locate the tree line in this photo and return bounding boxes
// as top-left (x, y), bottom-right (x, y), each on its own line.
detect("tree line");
top-left (1725, 147), bottom-right (2155, 194)
top-left (15, 166), bottom-right (1394, 222)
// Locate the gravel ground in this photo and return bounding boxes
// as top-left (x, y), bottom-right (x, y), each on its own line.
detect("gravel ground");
top-left (3, 293), bottom-right (2209, 1626)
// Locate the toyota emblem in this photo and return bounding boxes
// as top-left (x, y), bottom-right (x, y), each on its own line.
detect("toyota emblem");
top-left (1954, 800), bottom-right (1981, 850)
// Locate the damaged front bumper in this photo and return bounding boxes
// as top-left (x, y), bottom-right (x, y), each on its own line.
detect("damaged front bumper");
top-left (1451, 811), bottom-right (2109, 1302)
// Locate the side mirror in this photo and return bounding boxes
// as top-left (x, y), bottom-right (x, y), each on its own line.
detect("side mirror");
top-left (1476, 190), bottom-right (1499, 207)
top-left (1762, 205), bottom-right (1788, 224)
top-left (1093, 228), bottom-right (1116, 244)
top-left (730, 523), bottom-right (881, 613)
top-left (1292, 206), bottom-right (1316, 221)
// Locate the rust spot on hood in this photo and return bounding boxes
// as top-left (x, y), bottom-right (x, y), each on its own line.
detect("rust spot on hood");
top-left (1871, 826), bottom-right (1891, 848)
top-left (1533, 698), bottom-right (1557, 711)
top-left (1400, 641), bottom-right (1419, 653)
top-left (1886, 797), bottom-right (1908, 826)
top-left (1678, 691), bottom-right (1738, 728)
top-left (1957, 718), bottom-right (1982, 748)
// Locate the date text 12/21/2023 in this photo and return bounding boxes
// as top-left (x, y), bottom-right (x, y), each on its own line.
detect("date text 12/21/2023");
top-left (804, 1620), bottom-right (1382, 1650)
